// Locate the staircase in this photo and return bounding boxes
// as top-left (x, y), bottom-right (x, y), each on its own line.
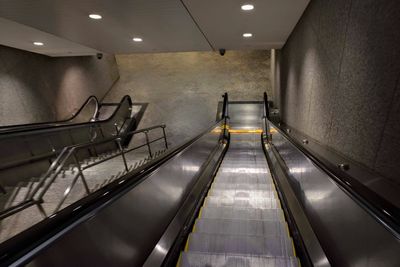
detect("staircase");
top-left (0, 127), bottom-right (168, 243)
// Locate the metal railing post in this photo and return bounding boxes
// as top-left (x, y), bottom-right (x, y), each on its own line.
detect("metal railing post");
top-left (72, 153), bottom-right (90, 195)
top-left (116, 138), bottom-right (129, 172)
top-left (144, 130), bottom-right (153, 158)
top-left (114, 123), bottom-right (119, 136)
top-left (161, 125), bottom-right (168, 149)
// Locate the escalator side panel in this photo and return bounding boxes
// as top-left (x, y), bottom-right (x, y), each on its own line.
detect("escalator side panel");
top-left (24, 127), bottom-right (223, 267)
top-left (269, 125), bottom-right (400, 266)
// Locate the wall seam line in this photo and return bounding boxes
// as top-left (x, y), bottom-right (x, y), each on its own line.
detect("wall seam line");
top-left (326, 0), bottom-right (353, 146)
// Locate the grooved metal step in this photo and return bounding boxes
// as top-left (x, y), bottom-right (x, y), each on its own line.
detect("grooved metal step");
top-left (180, 252), bottom-right (299, 267)
top-left (194, 218), bottom-right (288, 237)
top-left (205, 196), bottom-right (279, 209)
top-left (200, 206), bottom-right (284, 221)
top-left (181, 132), bottom-right (298, 266)
top-left (186, 232), bottom-right (295, 257)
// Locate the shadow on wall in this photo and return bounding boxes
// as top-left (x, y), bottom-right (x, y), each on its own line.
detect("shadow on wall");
top-left (0, 45), bottom-right (119, 126)
top-left (103, 50), bottom-right (272, 147)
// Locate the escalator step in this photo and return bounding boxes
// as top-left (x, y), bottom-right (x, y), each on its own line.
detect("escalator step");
top-left (205, 196), bottom-right (279, 209)
top-left (209, 188), bottom-right (276, 199)
top-left (200, 206), bottom-right (284, 221)
top-left (186, 232), bottom-right (295, 257)
top-left (213, 175), bottom-right (272, 184)
top-left (211, 183), bottom-right (274, 191)
top-left (180, 252), bottom-right (299, 267)
top-left (194, 218), bottom-right (288, 238)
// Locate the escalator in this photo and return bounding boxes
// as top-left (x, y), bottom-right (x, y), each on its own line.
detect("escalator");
top-left (0, 93), bottom-right (399, 266)
top-left (180, 132), bottom-right (298, 266)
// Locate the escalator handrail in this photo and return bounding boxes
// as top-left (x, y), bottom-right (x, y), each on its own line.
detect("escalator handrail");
top-left (0, 95), bottom-right (132, 137)
top-left (262, 92), bottom-right (400, 239)
top-left (0, 95), bottom-right (99, 133)
top-left (0, 118), bottom-right (226, 265)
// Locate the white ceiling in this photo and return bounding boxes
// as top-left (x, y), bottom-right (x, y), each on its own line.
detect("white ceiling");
top-left (0, 0), bottom-right (309, 57)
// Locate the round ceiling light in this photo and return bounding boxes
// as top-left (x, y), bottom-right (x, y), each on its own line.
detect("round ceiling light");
top-left (243, 33), bottom-right (253, 38)
top-left (89, 14), bottom-right (102, 20)
top-left (133, 37), bottom-right (143, 42)
top-left (241, 4), bottom-right (254, 11)
top-left (33, 42), bottom-right (44, 46)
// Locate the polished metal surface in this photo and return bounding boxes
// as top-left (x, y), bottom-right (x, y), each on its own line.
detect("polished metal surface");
top-left (24, 124), bottom-right (223, 267)
top-left (268, 124), bottom-right (400, 266)
top-left (182, 132), bottom-right (298, 266)
top-left (228, 102), bottom-right (264, 130)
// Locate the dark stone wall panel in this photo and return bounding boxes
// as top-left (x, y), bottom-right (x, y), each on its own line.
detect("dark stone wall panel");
top-left (0, 45), bottom-right (119, 126)
top-left (374, 84), bottom-right (400, 183)
top-left (277, 0), bottom-right (400, 183)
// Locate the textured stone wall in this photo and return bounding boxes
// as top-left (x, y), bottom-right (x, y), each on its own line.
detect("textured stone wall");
top-left (103, 50), bottom-right (271, 146)
top-left (275, 0), bottom-right (400, 183)
top-left (0, 45), bottom-right (119, 126)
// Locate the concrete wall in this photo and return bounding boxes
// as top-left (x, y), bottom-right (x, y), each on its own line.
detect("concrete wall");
top-left (104, 50), bottom-right (271, 146)
top-left (0, 45), bottom-right (119, 126)
top-left (275, 0), bottom-right (400, 183)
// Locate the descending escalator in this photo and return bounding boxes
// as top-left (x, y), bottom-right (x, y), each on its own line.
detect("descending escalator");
top-left (0, 93), bottom-right (399, 267)
top-left (180, 132), bottom-right (298, 266)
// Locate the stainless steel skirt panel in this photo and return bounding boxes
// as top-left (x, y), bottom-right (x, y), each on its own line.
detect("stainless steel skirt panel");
top-left (228, 102), bottom-right (264, 130)
top-left (25, 126), bottom-right (224, 267)
top-left (268, 125), bottom-right (400, 266)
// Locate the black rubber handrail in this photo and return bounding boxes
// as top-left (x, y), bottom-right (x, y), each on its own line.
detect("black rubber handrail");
top-left (0, 118), bottom-right (225, 266)
top-left (0, 95), bottom-right (99, 133)
top-left (262, 92), bottom-right (400, 239)
top-left (0, 95), bottom-right (132, 137)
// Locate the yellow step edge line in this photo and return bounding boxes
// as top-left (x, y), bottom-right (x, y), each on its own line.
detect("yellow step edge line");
top-left (285, 222), bottom-right (291, 238)
top-left (184, 235), bottom-right (191, 252)
top-left (198, 206), bottom-right (203, 219)
top-left (192, 218), bottom-right (198, 232)
top-left (176, 252), bottom-right (183, 267)
top-left (229, 129), bottom-right (263, 134)
top-left (292, 239), bottom-right (297, 257)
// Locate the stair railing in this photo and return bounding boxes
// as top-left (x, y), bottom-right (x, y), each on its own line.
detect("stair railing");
top-left (0, 124), bottom-right (168, 219)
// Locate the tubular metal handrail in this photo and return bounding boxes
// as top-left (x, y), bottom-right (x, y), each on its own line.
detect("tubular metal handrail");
top-left (0, 124), bottom-right (168, 220)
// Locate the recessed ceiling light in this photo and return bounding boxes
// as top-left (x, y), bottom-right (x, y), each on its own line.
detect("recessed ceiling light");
top-left (241, 4), bottom-right (254, 11)
top-left (89, 14), bottom-right (102, 20)
top-left (133, 37), bottom-right (143, 42)
top-left (243, 33), bottom-right (253, 38)
top-left (33, 42), bottom-right (44, 46)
